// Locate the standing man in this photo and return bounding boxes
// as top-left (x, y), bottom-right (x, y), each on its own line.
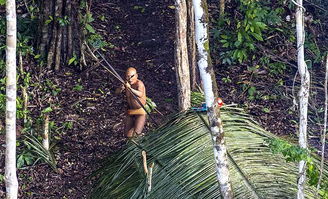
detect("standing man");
top-left (116, 67), bottom-right (147, 137)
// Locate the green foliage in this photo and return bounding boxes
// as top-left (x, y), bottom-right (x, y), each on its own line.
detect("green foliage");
top-left (247, 86), bottom-right (257, 100)
top-left (68, 54), bottom-right (79, 66)
top-left (222, 76), bottom-right (232, 83)
top-left (80, 6), bottom-right (108, 50)
top-left (17, 151), bottom-right (35, 168)
top-left (22, 135), bottom-right (57, 171)
top-left (0, 0), bottom-right (5, 5)
top-left (267, 138), bottom-right (328, 197)
top-left (267, 138), bottom-right (309, 162)
top-left (145, 97), bottom-right (157, 113)
top-left (43, 79), bottom-right (61, 96)
top-left (212, 0), bottom-right (285, 64)
top-left (87, 34), bottom-right (108, 49)
top-left (0, 174), bottom-right (4, 183)
top-left (259, 56), bottom-right (287, 76)
top-left (42, 107), bottom-right (53, 114)
top-left (58, 16), bottom-right (69, 27)
top-left (45, 16), bottom-right (54, 25)
top-left (191, 91), bottom-right (204, 107)
top-left (73, 84), bottom-right (83, 91)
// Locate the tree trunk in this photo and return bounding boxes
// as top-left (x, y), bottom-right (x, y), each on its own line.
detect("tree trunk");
top-left (19, 52), bottom-right (28, 126)
top-left (187, 0), bottom-right (198, 90)
top-left (38, 0), bottom-right (81, 70)
top-left (5, 0), bottom-right (18, 198)
top-left (219, 0), bottom-right (225, 16)
top-left (295, 0), bottom-right (310, 198)
top-left (175, 0), bottom-right (191, 111)
top-left (318, 55), bottom-right (328, 190)
top-left (43, 114), bottom-right (50, 150)
top-left (192, 0), bottom-right (233, 198)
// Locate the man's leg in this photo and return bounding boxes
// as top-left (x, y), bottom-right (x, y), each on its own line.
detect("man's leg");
top-left (124, 115), bottom-right (135, 138)
top-left (134, 114), bottom-right (146, 136)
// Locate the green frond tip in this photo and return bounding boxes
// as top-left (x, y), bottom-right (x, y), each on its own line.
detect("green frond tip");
top-left (91, 106), bottom-right (327, 199)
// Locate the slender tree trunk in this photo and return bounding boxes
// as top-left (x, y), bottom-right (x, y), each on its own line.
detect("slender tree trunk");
top-left (219, 0), bottom-right (225, 16)
top-left (39, 0), bottom-right (51, 56)
top-left (175, 0), bottom-right (191, 111)
top-left (19, 52), bottom-right (28, 125)
top-left (317, 55), bottom-right (328, 190)
top-left (193, 0), bottom-right (233, 198)
top-left (67, 0), bottom-right (73, 60)
top-left (43, 114), bottom-right (50, 150)
top-left (295, 0), bottom-right (310, 198)
top-left (5, 0), bottom-right (18, 198)
top-left (54, 0), bottom-right (63, 71)
top-left (187, 0), bottom-right (197, 90)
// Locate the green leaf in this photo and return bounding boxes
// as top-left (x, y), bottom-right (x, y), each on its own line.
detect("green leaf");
top-left (17, 155), bottom-right (25, 168)
top-left (0, 174), bottom-right (4, 183)
top-left (73, 84), bottom-right (83, 91)
top-left (248, 86), bottom-right (256, 96)
top-left (0, 0), bottom-right (5, 5)
top-left (42, 107), bottom-right (53, 113)
top-left (34, 54), bottom-right (41, 59)
top-left (68, 57), bottom-right (76, 65)
top-left (24, 154), bottom-right (34, 165)
top-left (85, 24), bottom-right (96, 33)
top-left (222, 43), bottom-right (229, 48)
top-left (237, 32), bottom-right (243, 42)
top-left (251, 32), bottom-right (263, 41)
top-left (221, 35), bottom-right (228, 39)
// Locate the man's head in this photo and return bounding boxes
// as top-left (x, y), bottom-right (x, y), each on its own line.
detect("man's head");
top-left (125, 67), bottom-right (138, 84)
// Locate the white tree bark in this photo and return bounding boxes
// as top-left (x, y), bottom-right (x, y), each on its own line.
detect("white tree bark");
top-left (192, 0), bottom-right (233, 198)
top-left (5, 0), bottom-right (18, 198)
top-left (295, 0), bottom-right (310, 198)
top-left (43, 114), bottom-right (50, 150)
top-left (175, 0), bottom-right (191, 111)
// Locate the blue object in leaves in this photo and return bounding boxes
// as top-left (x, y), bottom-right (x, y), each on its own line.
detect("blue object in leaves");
top-left (191, 103), bottom-right (207, 112)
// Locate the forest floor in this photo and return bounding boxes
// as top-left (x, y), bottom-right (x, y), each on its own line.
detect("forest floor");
top-left (0, 0), bottom-right (327, 198)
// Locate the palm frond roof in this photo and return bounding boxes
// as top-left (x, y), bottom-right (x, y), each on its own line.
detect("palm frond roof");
top-left (91, 106), bottom-right (323, 199)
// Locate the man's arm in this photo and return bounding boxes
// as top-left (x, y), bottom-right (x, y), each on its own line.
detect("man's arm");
top-left (115, 84), bottom-right (125, 94)
top-left (125, 81), bottom-right (145, 98)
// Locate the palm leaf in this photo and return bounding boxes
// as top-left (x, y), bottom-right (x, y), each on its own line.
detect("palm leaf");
top-left (91, 106), bottom-right (326, 198)
top-left (23, 134), bottom-right (57, 171)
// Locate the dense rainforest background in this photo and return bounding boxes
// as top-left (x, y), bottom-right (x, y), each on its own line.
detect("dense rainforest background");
top-left (0, 0), bottom-right (328, 198)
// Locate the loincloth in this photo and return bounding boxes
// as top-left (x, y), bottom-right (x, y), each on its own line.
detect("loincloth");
top-left (127, 108), bottom-right (146, 115)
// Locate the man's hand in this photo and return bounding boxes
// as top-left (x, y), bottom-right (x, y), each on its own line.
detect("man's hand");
top-left (125, 82), bottom-right (131, 89)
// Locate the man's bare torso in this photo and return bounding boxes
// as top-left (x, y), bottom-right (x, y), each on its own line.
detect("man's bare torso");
top-left (126, 80), bottom-right (146, 109)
